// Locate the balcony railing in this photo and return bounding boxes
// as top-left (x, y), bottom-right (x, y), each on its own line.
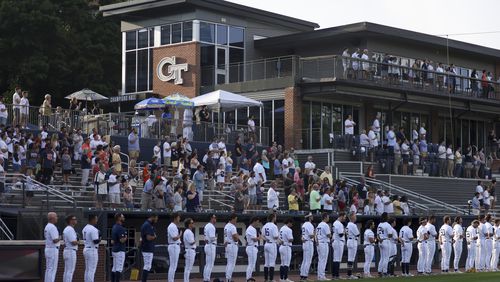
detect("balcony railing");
top-left (300, 55), bottom-right (500, 101)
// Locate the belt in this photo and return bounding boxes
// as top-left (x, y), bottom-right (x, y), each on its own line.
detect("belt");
top-left (364, 244), bottom-right (374, 247)
top-left (319, 242), bottom-right (329, 244)
top-left (265, 241), bottom-right (276, 244)
top-left (46, 246), bottom-right (59, 249)
top-left (348, 237), bottom-right (357, 240)
top-left (64, 248), bottom-right (77, 251)
top-left (169, 243), bottom-right (180, 245)
top-left (85, 246), bottom-right (98, 249)
top-left (227, 242), bottom-right (238, 245)
top-left (247, 245), bottom-right (258, 248)
top-left (418, 241), bottom-right (427, 243)
top-left (186, 247), bottom-right (196, 250)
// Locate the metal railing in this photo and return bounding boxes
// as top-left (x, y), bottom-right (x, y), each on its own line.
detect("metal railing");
top-left (0, 218), bottom-right (14, 240)
top-left (300, 55), bottom-right (500, 101)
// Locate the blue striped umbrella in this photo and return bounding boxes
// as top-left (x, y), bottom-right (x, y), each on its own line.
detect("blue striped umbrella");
top-left (163, 93), bottom-right (194, 108)
top-left (134, 98), bottom-right (166, 110)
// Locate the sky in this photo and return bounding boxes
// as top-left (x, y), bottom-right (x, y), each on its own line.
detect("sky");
top-left (230, 0), bottom-right (500, 50)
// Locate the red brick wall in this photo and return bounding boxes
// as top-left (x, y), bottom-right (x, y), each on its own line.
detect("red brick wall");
top-left (284, 87), bottom-right (302, 149)
top-left (41, 243), bottom-right (107, 282)
top-left (152, 42), bottom-right (200, 98)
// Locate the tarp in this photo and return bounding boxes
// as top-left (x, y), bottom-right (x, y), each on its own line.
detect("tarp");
top-left (191, 90), bottom-right (262, 111)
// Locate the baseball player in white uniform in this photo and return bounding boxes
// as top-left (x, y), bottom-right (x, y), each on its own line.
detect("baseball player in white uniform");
top-left (224, 214), bottom-right (239, 282)
top-left (332, 212), bottom-right (346, 279)
top-left (44, 212), bottom-right (60, 282)
top-left (203, 214), bottom-right (218, 282)
top-left (491, 218), bottom-right (500, 271)
top-left (363, 220), bottom-right (376, 278)
top-left (484, 214), bottom-right (494, 271)
top-left (452, 216), bottom-right (464, 273)
top-left (399, 218), bottom-right (414, 276)
top-left (346, 213), bottom-right (360, 279)
top-left (63, 214), bottom-right (78, 282)
top-left (279, 218), bottom-right (294, 282)
top-left (425, 215), bottom-right (437, 274)
top-left (246, 217), bottom-right (261, 282)
top-left (387, 218), bottom-right (398, 276)
top-left (167, 213), bottom-right (182, 282)
top-left (439, 215), bottom-right (454, 273)
top-left (183, 218), bottom-right (196, 282)
top-left (316, 213), bottom-right (331, 281)
top-left (377, 212), bottom-right (392, 276)
top-left (83, 214), bottom-right (100, 282)
top-left (300, 213), bottom-right (315, 281)
top-left (476, 215), bottom-right (488, 271)
top-left (263, 213), bottom-right (279, 282)
top-left (416, 217), bottom-right (429, 274)
top-left (465, 220), bottom-right (479, 271)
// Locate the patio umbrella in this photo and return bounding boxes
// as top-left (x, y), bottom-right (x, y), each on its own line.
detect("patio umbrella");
top-left (134, 97), bottom-right (166, 111)
top-left (65, 88), bottom-right (108, 109)
top-left (163, 92), bottom-right (194, 108)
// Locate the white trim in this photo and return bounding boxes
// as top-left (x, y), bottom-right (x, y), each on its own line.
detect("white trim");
top-left (192, 20), bottom-right (200, 42)
top-left (121, 32), bottom-right (126, 95)
top-left (154, 26), bottom-right (161, 47)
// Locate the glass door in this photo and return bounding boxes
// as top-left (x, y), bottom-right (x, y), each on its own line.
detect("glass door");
top-left (216, 46), bottom-right (229, 84)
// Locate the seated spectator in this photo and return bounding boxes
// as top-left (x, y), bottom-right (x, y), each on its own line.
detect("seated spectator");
top-left (471, 192), bottom-right (480, 215)
top-left (320, 166), bottom-right (333, 186)
top-left (122, 178), bottom-right (134, 208)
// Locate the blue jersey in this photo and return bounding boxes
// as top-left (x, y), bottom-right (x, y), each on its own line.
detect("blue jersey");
top-left (141, 220), bottom-right (156, 252)
top-left (112, 223), bottom-right (127, 252)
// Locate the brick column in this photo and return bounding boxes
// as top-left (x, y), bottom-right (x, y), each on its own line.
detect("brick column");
top-left (284, 87), bottom-right (302, 149)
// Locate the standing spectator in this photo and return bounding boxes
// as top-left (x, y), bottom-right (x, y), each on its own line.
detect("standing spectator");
top-left (471, 192), bottom-right (481, 215)
top-left (152, 177), bottom-right (165, 210)
top-left (267, 181), bottom-right (279, 211)
top-left (304, 156), bottom-right (316, 176)
top-left (127, 128), bottom-right (140, 160)
top-left (94, 164), bottom-right (108, 209)
top-left (438, 141), bottom-right (447, 177)
top-left (234, 184), bottom-right (245, 213)
top-left (446, 144), bottom-right (454, 177)
top-left (163, 136), bottom-right (171, 168)
top-left (0, 96), bottom-right (7, 126)
top-left (141, 178), bottom-right (154, 210)
top-left (361, 49), bottom-right (370, 79)
top-left (234, 138), bottom-right (243, 170)
top-left (186, 182), bottom-right (200, 212)
top-left (81, 148), bottom-right (91, 187)
top-left (372, 114), bottom-right (381, 142)
top-left (122, 179), bottom-right (134, 208)
top-left (393, 140), bottom-right (401, 175)
top-left (173, 186), bottom-right (183, 212)
top-left (401, 139), bottom-right (410, 175)
top-left (488, 130), bottom-right (498, 159)
top-left (322, 188), bottom-right (334, 213)
top-left (351, 48), bottom-right (360, 78)
top-left (342, 48), bottom-right (350, 78)
top-left (273, 154), bottom-right (282, 179)
top-left (40, 94), bottom-right (52, 127)
top-left (20, 91), bottom-right (29, 129)
top-left (108, 168), bottom-right (121, 209)
top-left (193, 165), bottom-right (205, 202)
top-left (483, 186), bottom-right (491, 214)
top-left (253, 158), bottom-right (266, 184)
top-left (247, 115), bottom-right (256, 140)
top-left (12, 87), bottom-right (21, 127)
top-left (61, 148), bottom-right (72, 186)
top-left (491, 179), bottom-right (497, 210)
top-left (344, 114), bottom-right (356, 150)
top-left (41, 145), bottom-right (56, 184)
top-left (216, 163), bottom-right (225, 191)
top-left (309, 184), bottom-right (321, 214)
top-left (112, 145), bottom-right (122, 175)
top-left (153, 141), bottom-right (161, 167)
top-left (261, 150), bottom-right (270, 178)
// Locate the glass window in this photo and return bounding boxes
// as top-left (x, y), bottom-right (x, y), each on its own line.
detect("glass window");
top-left (200, 44), bottom-right (215, 86)
top-left (302, 101), bottom-right (311, 149)
top-left (274, 100), bottom-right (284, 146)
top-left (126, 31), bottom-right (136, 50)
top-left (217, 48), bottom-right (226, 70)
top-left (171, 23), bottom-right (182, 44)
top-left (332, 105), bottom-right (342, 135)
top-left (229, 48), bottom-right (244, 83)
top-left (321, 104), bottom-right (332, 148)
top-left (137, 49), bottom-right (148, 91)
top-left (137, 29), bottom-right (148, 48)
top-left (311, 102), bottom-right (321, 149)
top-left (160, 25), bottom-right (171, 45)
top-left (200, 22), bottom-right (215, 43)
top-left (149, 27), bottom-right (154, 47)
top-left (148, 49), bottom-right (153, 90)
top-left (182, 21), bottom-right (193, 42)
top-left (217, 74), bottom-right (226, 85)
top-left (249, 107), bottom-right (260, 128)
top-left (229, 26), bottom-right (244, 48)
top-left (125, 51), bottom-right (136, 93)
top-left (217, 24), bottom-right (228, 45)
top-left (237, 108), bottom-right (248, 127)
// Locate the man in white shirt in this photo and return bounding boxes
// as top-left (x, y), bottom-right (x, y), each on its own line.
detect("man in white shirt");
top-left (253, 158), bottom-right (266, 184)
top-left (0, 96), bottom-right (8, 126)
top-left (279, 218), bottom-right (294, 282)
top-left (387, 126), bottom-right (396, 154)
top-left (373, 114), bottom-right (381, 141)
top-left (316, 213), bottom-right (331, 280)
top-left (322, 189), bottom-right (334, 212)
top-left (19, 91), bottom-right (29, 128)
top-left (351, 48), bottom-right (360, 75)
top-left (374, 190), bottom-right (384, 215)
top-left (12, 86), bottom-right (21, 127)
top-left (359, 129), bottom-right (370, 149)
top-left (466, 220), bottom-right (479, 271)
top-left (453, 216), bottom-right (464, 273)
top-left (183, 218), bottom-right (196, 282)
top-left (63, 214), bottom-right (78, 282)
top-left (224, 214), bottom-right (239, 282)
top-left (439, 216), bottom-right (454, 273)
top-left (267, 181), bottom-right (279, 211)
top-left (153, 141), bottom-right (161, 167)
top-left (218, 138), bottom-right (227, 155)
top-left (107, 168), bottom-right (121, 208)
top-left (346, 213), bottom-right (360, 279)
top-left (262, 213), bottom-right (279, 282)
top-left (438, 141), bottom-right (447, 177)
top-left (368, 127), bottom-right (378, 162)
top-left (44, 212), bottom-right (61, 282)
top-left (332, 212), bottom-right (346, 279)
top-left (425, 216), bottom-right (438, 274)
top-left (382, 190), bottom-right (394, 214)
top-left (416, 217), bottom-right (429, 274)
top-left (167, 213), bottom-right (182, 282)
top-left (83, 214), bottom-right (100, 282)
top-left (300, 213), bottom-right (315, 281)
top-left (399, 218), bottom-right (414, 276)
top-left (476, 181), bottom-right (484, 206)
top-left (163, 137), bottom-right (171, 168)
top-left (344, 114), bottom-right (356, 150)
top-left (377, 213), bottom-right (393, 276)
top-left (304, 156), bottom-right (316, 176)
top-left (245, 217), bottom-right (260, 281)
top-left (203, 215), bottom-right (217, 282)
top-left (446, 145), bottom-right (454, 177)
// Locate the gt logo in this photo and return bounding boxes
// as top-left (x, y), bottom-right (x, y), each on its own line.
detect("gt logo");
top-left (157, 56), bottom-right (188, 85)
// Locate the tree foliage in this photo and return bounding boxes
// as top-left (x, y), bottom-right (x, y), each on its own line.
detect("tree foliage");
top-left (0, 0), bottom-right (122, 106)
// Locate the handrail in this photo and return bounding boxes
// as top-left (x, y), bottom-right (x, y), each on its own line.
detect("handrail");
top-left (119, 152), bottom-right (130, 175)
top-left (0, 218), bottom-right (14, 240)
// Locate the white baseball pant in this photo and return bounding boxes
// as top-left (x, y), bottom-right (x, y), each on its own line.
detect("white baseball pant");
top-left (83, 247), bottom-right (98, 282)
top-left (364, 245), bottom-right (374, 274)
top-left (44, 247), bottom-right (59, 282)
top-left (184, 249), bottom-right (196, 282)
top-left (246, 246), bottom-right (258, 279)
top-left (332, 240), bottom-right (345, 262)
top-left (142, 252), bottom-right (153, 271)
top-left (63, 249), bottom-right (77, 282)
top-left (203, 244), bottom-right (216, 281)
top-left (417, 242), bottom-right (427, 273)
top-left (441, 242), bottom-right (452, 271)
top-left (316, 242), bottom-right (329, 280)
top-left (491, 241), bottom-right (500, 271)
top-left (112, 251), bottom-right (126, 272)
top-left (347, 239), bottom-right (358, 262)
top-left (168, 244), bottom-right (180, 282)
top-left (476, 240), bottom-right (486, 270)
top-left (300, 241), bottom-right (314, 277)
top-left (378, 240), bottom-right (391, 273)
top-left (401, 242), bottom-right (412, 264)
top-left (485, 239), bottom-right (493, 270)
top-left (279, 245), bottom-right (292, 266)
top-left (465, 242), bottom-right (476, 271)
top-left (453, 240), bottom-right (463, 271)
top-left (225, 244), bottom-right (238, 280)
top-left (264, 242), bottom-right (277, 267)
top-left (425, 241), bottom-right (436, 273)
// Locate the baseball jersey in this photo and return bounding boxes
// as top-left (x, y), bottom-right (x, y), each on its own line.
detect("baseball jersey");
top-left (332, 220), bottom-right (345, 242)
top-left (346, 222), bottom-right (360, 241)
top-left (44, 223), bottom-right (60, 248)
top-left (82, 224), bottom-right (99, 248)
top-left (364, 229), bottom-right (375, 245)
top-left (316, 222), bottom-right (331, 244)
top-left (262, 222), bottom-right (279, 243)
top-left (425, 223), bottom-right (437, 242)
top-left (204, 222), bottom-right (217, 244)
top-left (399, 225), bottom-right (414, 243)
top-left (140, 220), bottom-right (156, 252)
top-left (183, 229), bottom-right (196, 249)
top-left (416, 225), bottom-right (428, 242)
top-left (439, 224), bottom-right (453, 243)
top-left (279, 225), bottom-right (294, 246)
top-left (485, 222), bottom-right (494, 239)
top-left (494, 225), bottom-right (500, 243)
top-left (246, 225), bottom-right (259, 246)
top-left (63, 225), bottom-right (77, 250)
top-left (167, 222), bottom-right (180, 244)
top-left (377, 222), bottom-right (392, 241)
top-left (466, 225), bottom-right (478, 244)
top-left (478, 223), bottom-right (487, 240)
top-left (302, 222), bottom-right (315, 242)
top-left (453, 224), bottom-right (464, 243)
top-left (111, 223), bottom-right (127, 252)
top-left (390, 227), bottom-right (398, 244)
top-left (224, 222), bottom-right (238, 244)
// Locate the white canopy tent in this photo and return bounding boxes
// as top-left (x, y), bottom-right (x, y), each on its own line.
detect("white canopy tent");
top-left (191, 89), bottom-right (262, 111)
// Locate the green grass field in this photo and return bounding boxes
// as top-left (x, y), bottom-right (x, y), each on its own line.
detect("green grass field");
top-left (318, 272), bottom-right (500, 282)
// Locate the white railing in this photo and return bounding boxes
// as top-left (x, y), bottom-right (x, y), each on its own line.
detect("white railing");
top-left (0, 218), bottom-right (14, 240)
